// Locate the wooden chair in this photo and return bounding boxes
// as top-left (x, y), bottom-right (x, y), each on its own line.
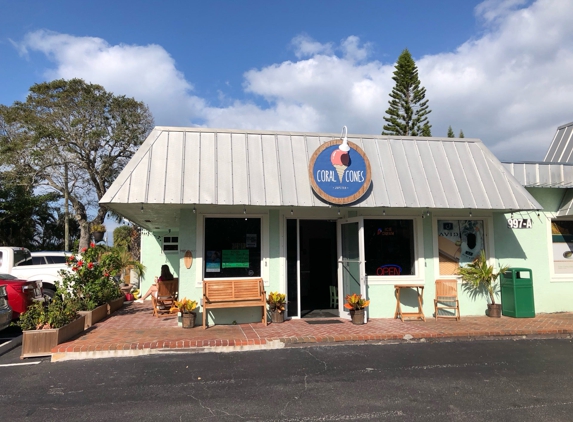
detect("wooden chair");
top-left (434, 279), bottom-right (460, 321)
top-left (152, 278), bottom-right (179, 317)
top-left (329, 285), bottom-right (338, 308)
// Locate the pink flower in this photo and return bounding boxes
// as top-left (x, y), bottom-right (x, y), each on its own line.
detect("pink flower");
top-left (87, 262), bottom-right (94, 269)
top-left (77, 260), bottom-right (84, 267)
top-left (90, 242), bottom-right (95, 248)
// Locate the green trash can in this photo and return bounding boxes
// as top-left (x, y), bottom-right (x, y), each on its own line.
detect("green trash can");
top-left (500, 268), bottom-right (535, 318)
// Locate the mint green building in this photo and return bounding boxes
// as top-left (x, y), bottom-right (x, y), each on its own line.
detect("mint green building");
top-left (100, 124), bottom-right (573, 324)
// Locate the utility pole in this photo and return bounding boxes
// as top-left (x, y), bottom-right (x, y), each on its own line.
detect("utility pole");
top-left (64, 162), bottom-right (69, 251)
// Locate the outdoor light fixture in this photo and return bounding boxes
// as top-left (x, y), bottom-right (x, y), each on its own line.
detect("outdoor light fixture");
top-left (469, 209), bottom-right (473, 217)
top-left (140, 204), bottom-right (144, 212)
top-left (338, 208), bottom-right (340, 216)
top-left (243, 207), bottom-right (246, 214)
top-left (168, 229), bottom-right (171, 233)
top-left (511, 212), bottom-right (514, 219)
top-left (537, 209), bottom-right (540, 217)
top-left (383, 208), bottom-right (386, 216)
top-left (291, 209), bottom-right (293, 215)
top-left (426, 209), bottom-right (430, 217)
top-left (193, 206), bottom-right (196, 214)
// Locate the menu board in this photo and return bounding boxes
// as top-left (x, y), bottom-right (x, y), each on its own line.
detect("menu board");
top-left (222, 250), bottom-right (249, 268)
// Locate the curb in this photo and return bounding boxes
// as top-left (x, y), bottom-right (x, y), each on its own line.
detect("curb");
top-left (48, 333), bottom-right (573, 362)
top-left (51, 339), bottom-right (286, 362)
top-left (0, 334), bottom-right (22, 357)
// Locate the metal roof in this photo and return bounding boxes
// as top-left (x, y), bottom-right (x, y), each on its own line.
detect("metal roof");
top-left (101, 127), bottom-right (541, 223)
top-left (544, 121), bottom-right (573, 162)
top-left (502, 162), bottom-right (573, 188)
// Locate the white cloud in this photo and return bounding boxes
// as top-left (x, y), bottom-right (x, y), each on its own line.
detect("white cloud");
top-left (16, 30), bottom-right (205, 126)
top-left (14, 0), bottom-right (573, 161)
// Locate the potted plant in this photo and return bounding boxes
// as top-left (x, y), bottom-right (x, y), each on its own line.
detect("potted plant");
top-left (458, 250), bottom-right (509, 318)
top-left (344, 293), bottom-right (370, 325)
top-left (173, 297), bottom-right (198, 328)
top-left (267, 292), bottom-right (286, 323)
top-left (90, 223), bottom-right (107, 242)
top-left (18, 297), bottom-right (85, 358)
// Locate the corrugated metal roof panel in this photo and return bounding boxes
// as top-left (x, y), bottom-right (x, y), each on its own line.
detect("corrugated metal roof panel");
top-left (199, 132), bottom-right (216, 204)
top-left (544, 122), bottom-right (573, 162)
top-left (216, 132), bottom-right (233, 205)
top-left (182, 131), bottom-right (200, 204)
top-left (291, 135), bottom-right (312, 206)
top-left (101, 127), bottom-right (542, 214)
top-left (503, 162), bottom-right (573, 187)
top-left (277, 134), bottom-right (298, 206)
top-left (147, 137), bottom-right (168, 203)
top-left (165, 131), bottom-right (184, 203)
top-left (231, 133), bottom-right (249, 205)
top-left (246, 134), bottom-right (266, 206)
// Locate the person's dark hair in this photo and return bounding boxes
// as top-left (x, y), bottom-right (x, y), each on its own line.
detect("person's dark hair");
top-left (160, 264), bottom-right (174, 280)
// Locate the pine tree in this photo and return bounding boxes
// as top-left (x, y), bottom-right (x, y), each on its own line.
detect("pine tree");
top-left (382, 49), bottom-right (431, 136)
top-left (459, 130), bottom-right (465, 138)
top-left (447, 126), bottom-right (455, 138)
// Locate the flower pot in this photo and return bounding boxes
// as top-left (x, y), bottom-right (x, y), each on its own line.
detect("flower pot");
top-left (350, 309), bottom-right (365, 325)
top-left (21, 315), bottom-right (86, 358)
top-left (78, 304), bottom-right (108, 329)
top-left (107, 296), bottom-right (125, 315)
top-left (181, 312), bottom-right (196, 328)
top-left (487, 304), bottom-right (502, 318)
top-left (270, 310), bottom-right (285, 324)
top-left (92, 231), bottom-right (105, 242)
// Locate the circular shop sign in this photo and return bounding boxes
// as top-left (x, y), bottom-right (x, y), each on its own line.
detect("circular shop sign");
top-left (309, 139), bottom-right (372, 205)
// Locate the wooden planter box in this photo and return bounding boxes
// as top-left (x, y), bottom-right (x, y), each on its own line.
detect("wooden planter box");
top-left (108, 296), bottom-right (125, 314)
top-left (21, 315), bottom-right (86, 358)
top-left (78, 304), bottom-right (108, 329)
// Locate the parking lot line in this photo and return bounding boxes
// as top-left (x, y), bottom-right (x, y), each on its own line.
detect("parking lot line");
top-left (0, 362), bottom-right (41, 367)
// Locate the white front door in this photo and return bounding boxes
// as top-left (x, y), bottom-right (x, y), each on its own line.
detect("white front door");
top-left (337, 217), bottom-right (367, 321)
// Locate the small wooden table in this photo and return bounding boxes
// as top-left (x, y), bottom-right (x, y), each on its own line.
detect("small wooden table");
top-left (394, 284), bottom-right (425, 322)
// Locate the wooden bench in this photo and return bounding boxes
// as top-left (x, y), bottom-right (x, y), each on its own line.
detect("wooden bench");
top-left (202, 278), bottom-right (267, 329)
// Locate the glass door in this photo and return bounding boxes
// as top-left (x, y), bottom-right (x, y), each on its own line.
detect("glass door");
top-left (337, 217), bottom-right (367, 320)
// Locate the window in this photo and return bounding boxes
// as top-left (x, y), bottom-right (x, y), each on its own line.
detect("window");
top-left (32, 257), bottom-right (46, 265)
top-left (551, 220), bottom-right (573, 275)
top-left (364, 219), bottom-right (415, 276)
top-left (163, 236), bottom-right (178, 252)
top-left (47, 256), bottom-right (67, 264)
top-left (13, 249), bottom-right (32, 267)
top-left (204, 218), bottom-right (261, 278)
top-left (438, 220), bottom-right (485, 275)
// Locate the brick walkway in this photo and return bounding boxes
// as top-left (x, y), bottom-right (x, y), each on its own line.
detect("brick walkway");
top-left (49, 302), bottom-right (573, 359)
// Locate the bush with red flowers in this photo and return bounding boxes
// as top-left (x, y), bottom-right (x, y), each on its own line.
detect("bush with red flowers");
top-left (58, 243), bottom-right (123, 310)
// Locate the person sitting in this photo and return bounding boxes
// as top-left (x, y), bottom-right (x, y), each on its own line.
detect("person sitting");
top-left (136, 265), bottom-right (174, 303)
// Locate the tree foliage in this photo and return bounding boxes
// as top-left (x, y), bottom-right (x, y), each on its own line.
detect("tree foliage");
top-left (459, 130), bottom-right (465, 138)
top-left (0, 79), bottom-right (154, 251)
top-left (447, 126), bottom-right (455, 138)
top-left (382, 49), bottom-right (432, 137)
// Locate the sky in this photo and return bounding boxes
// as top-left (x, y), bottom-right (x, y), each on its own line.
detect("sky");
top-left (1, 0), bottom-right (573, 165)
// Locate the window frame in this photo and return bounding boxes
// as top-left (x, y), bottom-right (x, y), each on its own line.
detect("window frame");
top-left (432, 215), bottom-right (495, 281)
top-left (163, 236), bottom-right (179, 253)
top-left (549, 218), bottom-right (573, 282)
top-left (195, 213), bottom-right (269, 286)
top-left (364, 215), bottom-right (425, 285)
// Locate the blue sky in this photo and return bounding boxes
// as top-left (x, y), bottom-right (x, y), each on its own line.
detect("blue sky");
top-left (2, 0), bottom-right (572, 164)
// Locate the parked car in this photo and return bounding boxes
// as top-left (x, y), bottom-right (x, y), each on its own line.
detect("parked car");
top-left (0, 274), bottom-right (44, 320)
top-left (0, 285), bottom-right (11, 331)
top-left (31, 251), bottom-right (70, 265)
top-left (0, 247), bottom-right (68, 299)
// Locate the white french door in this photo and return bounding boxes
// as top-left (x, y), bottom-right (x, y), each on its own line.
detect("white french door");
top-left (337, 217), bottom-right (367, 321)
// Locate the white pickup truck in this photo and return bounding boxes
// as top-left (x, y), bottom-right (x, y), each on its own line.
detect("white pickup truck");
top-left (0, 247), bottom-right (68, 298)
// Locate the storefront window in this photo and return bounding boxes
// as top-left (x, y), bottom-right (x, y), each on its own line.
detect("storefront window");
top-left (551, 220), bottom-right (573, 275)
top-left (438, 220), bottom-right (485, 275)
top-left (364, 219), bottom-right (415, 276)
top-left (204, 218), bottom-right (261, 278)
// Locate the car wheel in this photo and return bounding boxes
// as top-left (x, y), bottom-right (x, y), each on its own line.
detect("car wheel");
top-left (43, 288), bottom-right (56, 301)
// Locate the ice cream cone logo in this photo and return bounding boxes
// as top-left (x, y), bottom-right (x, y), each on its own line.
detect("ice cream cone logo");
top-left (330, 138), bottom-right (350, 183)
